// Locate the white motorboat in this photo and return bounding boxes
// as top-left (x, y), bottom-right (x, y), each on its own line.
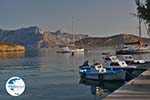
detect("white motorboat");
top-left (102, 55), bottom-right (136, 74)
top-left (117, 55), bottom-right (150, 69)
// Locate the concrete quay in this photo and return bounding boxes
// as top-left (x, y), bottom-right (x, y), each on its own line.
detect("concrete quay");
top-left (104, 70), bottom-right (150, 100)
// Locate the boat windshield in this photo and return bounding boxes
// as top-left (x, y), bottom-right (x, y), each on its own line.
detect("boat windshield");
top-left (110, 56), bottom-right (119, 62)
top-left (110, 62), bottom-right (119, 66)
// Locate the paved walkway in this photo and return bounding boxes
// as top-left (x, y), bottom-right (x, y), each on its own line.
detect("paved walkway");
top-left (104, 70), bottom-right (150, 100)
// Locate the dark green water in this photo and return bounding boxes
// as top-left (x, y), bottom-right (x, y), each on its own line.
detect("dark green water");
top-left (0, 48), bottom-right (149, 100)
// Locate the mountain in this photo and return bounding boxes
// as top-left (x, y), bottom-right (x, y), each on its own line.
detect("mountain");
top-left (75, 33), bottom-right (150, 48)
top-left (1, 26), bottom-right (149, 49)
top-left (0, 26), bottom-right (88, 48)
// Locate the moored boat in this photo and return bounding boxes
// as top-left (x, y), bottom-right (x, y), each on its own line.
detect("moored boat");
top-left (57, 46), bottom-right (72, 53)
top-left (79, 62), bottom-right (126, 81)
top-left (117, 54), bottom-right (150, 69)
top-left (57, 46), bottom-right (85, 53)
top-left (116, 44), bottom-right (150, 54)
top-left (103, 55), bottom-right (136, 74)
top-left (115, 5), bottom-right (150, 55)
top-left (115, 7), bottom-right (150, 55)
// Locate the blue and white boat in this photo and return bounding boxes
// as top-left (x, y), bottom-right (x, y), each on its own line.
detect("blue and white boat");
top-left (79, 62), bottom-right (126, 81)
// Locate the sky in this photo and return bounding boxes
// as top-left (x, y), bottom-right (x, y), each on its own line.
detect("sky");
top-left (0, 0), bottom-right (148, 37)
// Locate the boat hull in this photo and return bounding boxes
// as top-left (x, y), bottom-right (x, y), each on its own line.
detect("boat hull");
top-left (57, 51), bottom-right (72, 53)
top-left (57, 48), bottom-right (85, 53)
top-left (105, 67), bottom-right (135, 74)
top-left (126, 61), bottom-right (150, 69)
top-left (79, 70), bottom-right (126, 81)
top-left (116, 49), bottom-right (150, 54)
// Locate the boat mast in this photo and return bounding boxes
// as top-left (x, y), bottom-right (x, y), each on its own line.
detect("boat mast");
top-left (72, 16), bottom-right (76, 47)
top-left (72, 16), bottom-right (74, 35)
top-left (139, 13), bottom-right (142, 46)
top-left (138, 0), bottom-right (142, 46)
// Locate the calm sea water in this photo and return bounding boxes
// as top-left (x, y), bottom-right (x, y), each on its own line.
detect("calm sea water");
top-left (0, 48), bottom-right (149, 100)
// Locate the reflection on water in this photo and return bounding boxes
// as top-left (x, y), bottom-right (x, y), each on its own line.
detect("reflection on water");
top-left (0, 48), bottom-right (149, 100)
top-left (91, 86), bottom-right (103, 96)
top-left (0, 51), bottom-right (25, 59)
top-left (79, 79), bottom-right (125, 97)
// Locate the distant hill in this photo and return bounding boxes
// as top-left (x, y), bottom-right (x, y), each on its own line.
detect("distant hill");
top-left (75, 33), bottom-right (150, 48)
top-left (1, 26), bottom-right (149, 49)
top-left (0, 42), bottom-right (25, 51)
top-left (0, 26), bottom-right (88, 48)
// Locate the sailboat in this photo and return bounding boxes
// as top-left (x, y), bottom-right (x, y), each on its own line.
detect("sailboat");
top-left (56, 46), bottom-right (72, 53)
top-left (57, 17), bottom-right (85, 54)
top-left (116, 12), bottom-right (150, 54)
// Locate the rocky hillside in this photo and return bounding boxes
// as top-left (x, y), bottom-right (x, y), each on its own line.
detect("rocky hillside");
top-left (0, 42), bottom-right (25, 51)
top-left (0, 26), bottom-right (88, 48)
top-left (76, 33), bottom-right (150, 48)
top-left (1, 26), bottom-right (149, 49)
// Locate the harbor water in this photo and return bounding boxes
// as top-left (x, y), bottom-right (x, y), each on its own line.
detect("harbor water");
top-left (0, 48), bottom-right (149, 100)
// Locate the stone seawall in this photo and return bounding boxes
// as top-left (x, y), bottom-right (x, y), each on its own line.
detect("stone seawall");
top-left (104, 70), bottom-right (150, 100)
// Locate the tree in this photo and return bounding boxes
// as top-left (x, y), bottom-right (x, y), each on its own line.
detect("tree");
top-left (135, 0), bottom-right (150, 35)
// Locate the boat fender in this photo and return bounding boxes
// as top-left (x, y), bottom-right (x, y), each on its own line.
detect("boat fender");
top-left (98, 74), bottom-right (103, 80)
top-left (139, 60), bottom-right (145, 63)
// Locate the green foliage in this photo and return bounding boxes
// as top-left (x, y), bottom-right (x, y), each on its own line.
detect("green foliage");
top-left (135, 0), bottom-right (150, 31)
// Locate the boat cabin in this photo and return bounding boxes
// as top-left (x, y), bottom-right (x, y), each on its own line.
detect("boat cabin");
top-left (91, 62), bottom-right (106, 73)
top-left (104, 55), bottom-right (128, 67)
top-left (110, 61), bottom-right (128, 67)
top-left (104, 55), bottom-right (120, 62)
top-left (95, 64), bottom-right (106, 72)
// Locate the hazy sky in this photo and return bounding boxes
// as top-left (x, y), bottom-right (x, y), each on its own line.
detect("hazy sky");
top-left (0, 0), bottom-right (148, 37)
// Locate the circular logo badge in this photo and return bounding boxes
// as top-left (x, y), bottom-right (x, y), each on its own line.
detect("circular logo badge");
top-left (5, 76), bottom-right (25, 96)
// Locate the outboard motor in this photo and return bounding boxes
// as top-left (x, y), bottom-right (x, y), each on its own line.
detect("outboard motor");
top-left (79, 60), bottom-right (89, 68)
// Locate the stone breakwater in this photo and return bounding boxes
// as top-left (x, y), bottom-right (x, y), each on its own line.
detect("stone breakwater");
top-left (0, 42), bottom-right (25, 52)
